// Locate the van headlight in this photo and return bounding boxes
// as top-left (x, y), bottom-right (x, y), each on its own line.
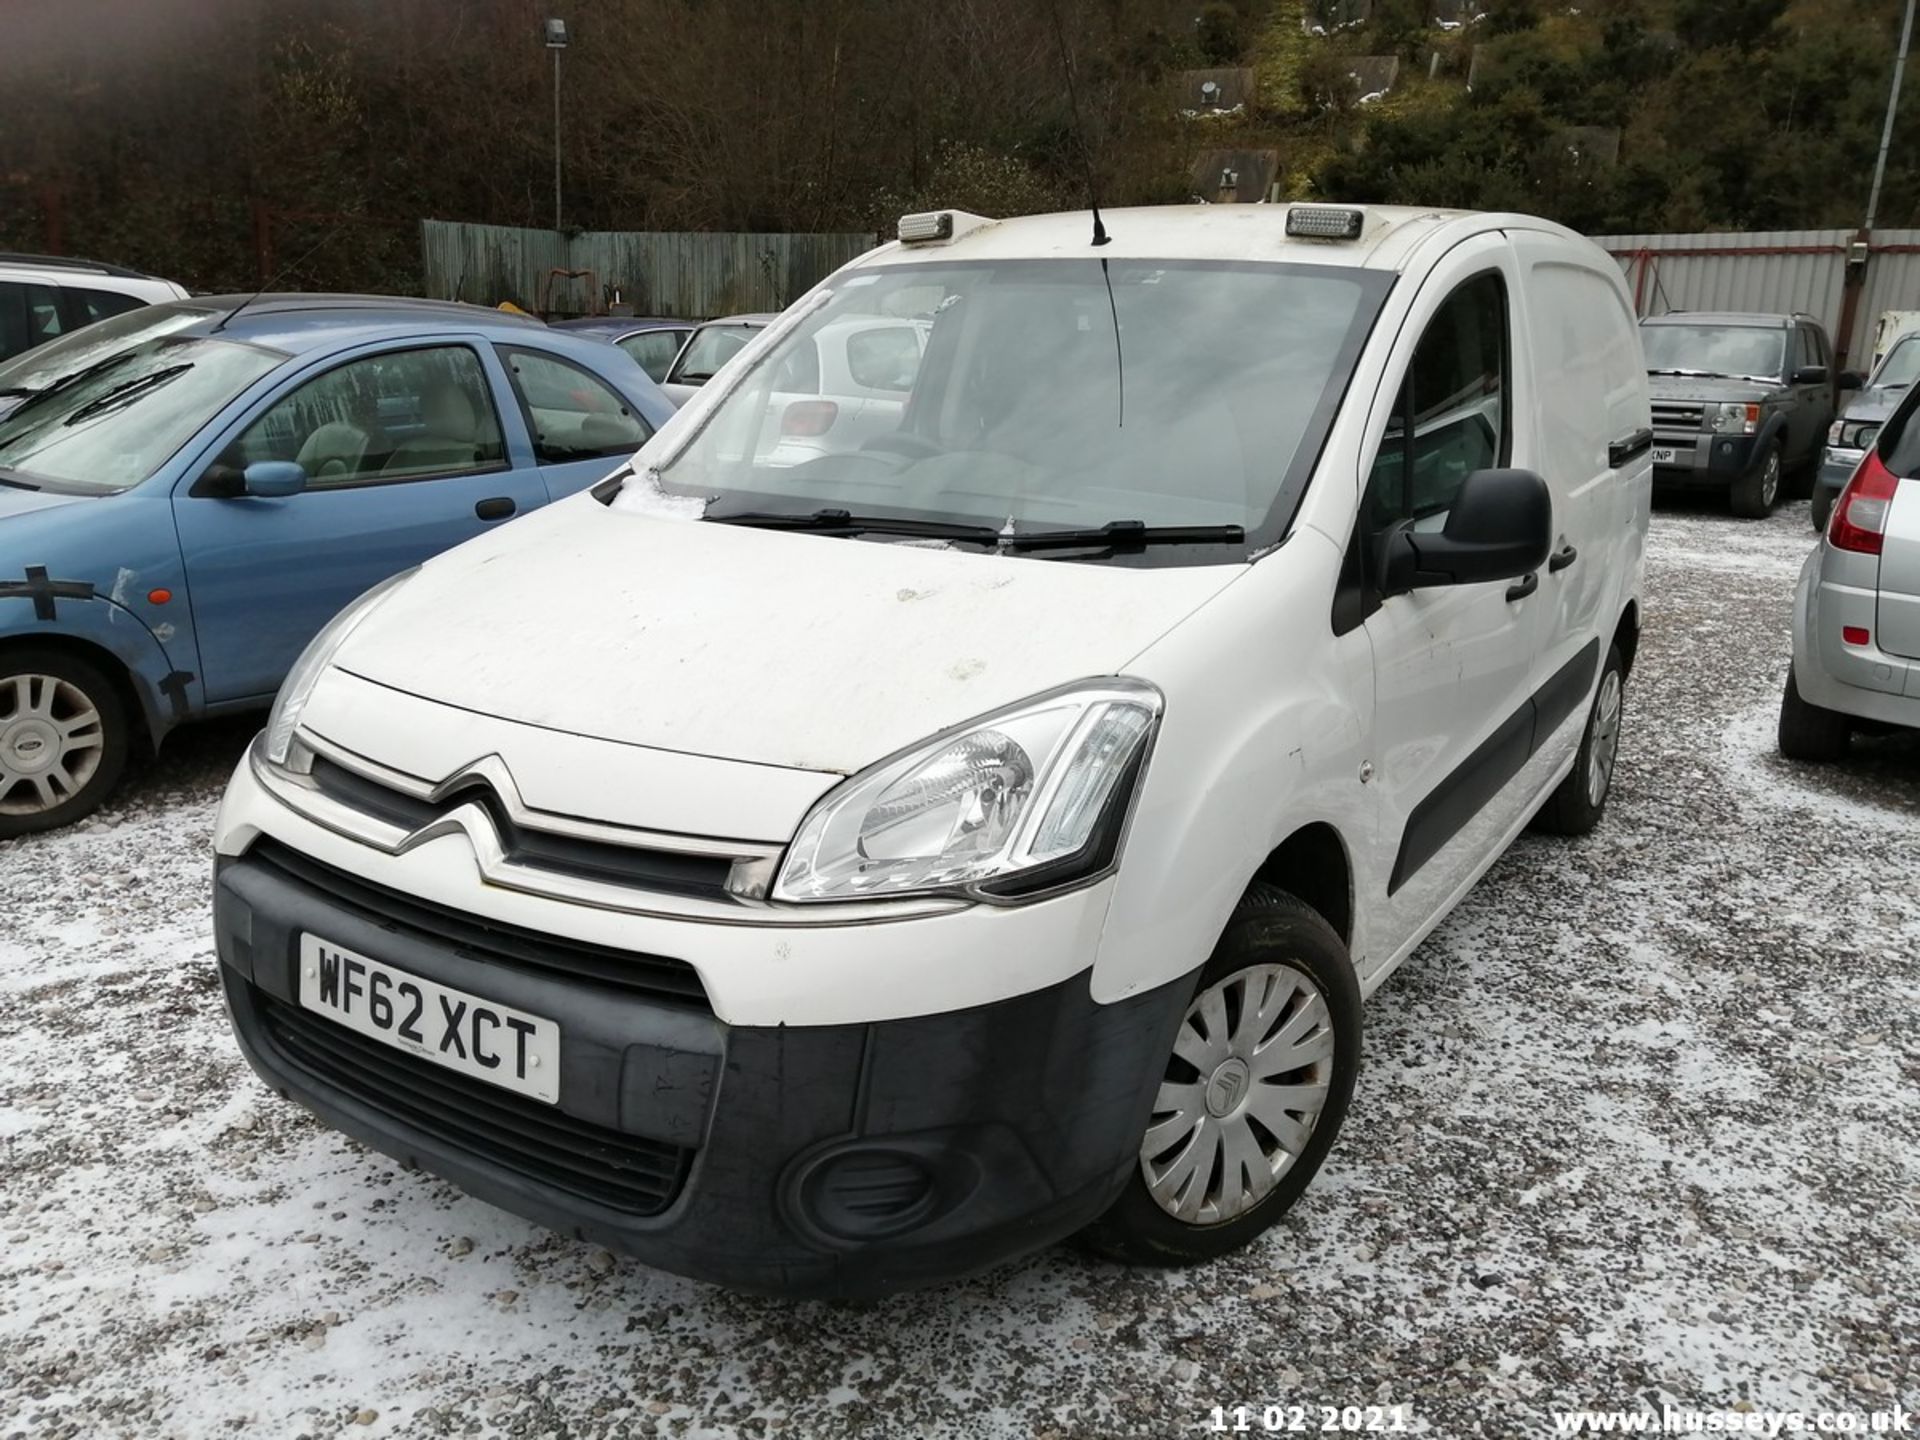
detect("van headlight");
top-left (261, 569), bottom-right (417, 768)
top-left (769, 679), bottom-right (1162, 903)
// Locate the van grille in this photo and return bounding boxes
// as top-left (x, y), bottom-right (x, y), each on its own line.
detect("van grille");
top-left (256, 989), bottom-right (693, 1217)
top-left (306, 757), bottom-right (739, 901)
top-left (251, 839), bottom-right (712, 1011)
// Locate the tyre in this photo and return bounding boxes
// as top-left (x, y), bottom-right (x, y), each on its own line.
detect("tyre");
top-left (1777, 665), bottom-right (1850, 762)
top-left (1532, 643), bottom-right (1626, 836)
top-left (0, 650), bottom-right (131, 838)
top-left (1810, 483), bottom-right (1835, 534)
top-left (1730, 442), bottom-right (1783, 518)
top-left (1079, 885), bottom-right (1362, 1267)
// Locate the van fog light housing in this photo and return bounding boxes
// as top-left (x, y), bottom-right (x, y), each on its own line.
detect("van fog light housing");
top-left (773, 679), bottom-right (1161, 903)
top-left (801, 1150), bottom-right (939, 1240)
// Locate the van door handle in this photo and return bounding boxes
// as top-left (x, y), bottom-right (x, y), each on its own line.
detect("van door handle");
top-left (1608, 427), bottom-right (1654, 467)
top-left (1548, 544), bottom-right (1578, 573)
top-left (475, 497), bottom-right (516, 521)
top-left (1506, 572), bottom-right (1539, 602)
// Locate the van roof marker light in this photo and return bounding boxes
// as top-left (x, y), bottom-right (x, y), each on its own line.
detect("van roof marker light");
top-left (896, 211), bottom-right (994, 247)
top-left (1285, 206), bottom-right (1366, 241)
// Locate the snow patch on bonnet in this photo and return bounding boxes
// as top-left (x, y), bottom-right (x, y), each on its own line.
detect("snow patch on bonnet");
top-left (608, 467), bottom-right (708, 521)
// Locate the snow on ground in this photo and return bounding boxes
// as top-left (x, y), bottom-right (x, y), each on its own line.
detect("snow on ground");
top-left (2, 498), bottom-right (1917, 1439)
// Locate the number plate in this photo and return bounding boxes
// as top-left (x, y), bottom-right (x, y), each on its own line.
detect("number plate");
top-left (298, 935), bottom-right (560, 1104)
top-left (1650, 446), bottom-right (1679, 465)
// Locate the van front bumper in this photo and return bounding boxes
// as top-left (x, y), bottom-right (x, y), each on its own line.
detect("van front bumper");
top-left (213, 785), bottom-right (1193, 1299)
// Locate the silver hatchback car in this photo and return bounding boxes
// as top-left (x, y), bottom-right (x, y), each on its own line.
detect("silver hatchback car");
top-left (1781, 384), bottom-right (1920, 758)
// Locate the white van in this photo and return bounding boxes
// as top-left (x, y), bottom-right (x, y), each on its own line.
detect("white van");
top-left (211, 204), bottom-right (1652, 1298)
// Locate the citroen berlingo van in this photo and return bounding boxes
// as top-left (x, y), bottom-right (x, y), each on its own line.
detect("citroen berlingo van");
top-left (212, 204), bottom-right (1652, 1297)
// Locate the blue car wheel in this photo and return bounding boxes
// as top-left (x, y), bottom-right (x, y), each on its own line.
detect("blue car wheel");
top-left (0, 648), bottom-right (130, 837)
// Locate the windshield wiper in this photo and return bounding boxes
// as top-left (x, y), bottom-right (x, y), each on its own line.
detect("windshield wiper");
top-left (707, 509), bottom-right (1247, 551)
top-left (1649, 367), bottom-right (1717, 378)
top-left (62, 364), bottom-right (192, 425)
top-left (707, 507), bottom-right (1003, 544)
top-left (1000, 520), bottom-right (1245, 550)
top-left (0, 468), bottom-right (41, 490)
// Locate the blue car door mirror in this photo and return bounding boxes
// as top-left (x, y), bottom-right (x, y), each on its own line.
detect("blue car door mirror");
top-left (242, 460), bottom-right (309, 498)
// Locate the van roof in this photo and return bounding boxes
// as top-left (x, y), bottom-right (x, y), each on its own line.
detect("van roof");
top-left (850, 204), bottom-right (1579, 276)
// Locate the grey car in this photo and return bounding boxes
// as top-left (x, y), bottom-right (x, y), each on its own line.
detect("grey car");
top-left (1642, 311), bottom-right (1838, 518)
top-left (1811, 334), bottom-right (1919, 531)
top-left (1781, 379), bottom-right (1920, 759)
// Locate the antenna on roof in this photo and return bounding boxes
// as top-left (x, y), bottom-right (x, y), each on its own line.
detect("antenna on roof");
top-left (212, 219), bottom-right (346, 334)
top-left (1044, 0), bottom-right (1111, 247)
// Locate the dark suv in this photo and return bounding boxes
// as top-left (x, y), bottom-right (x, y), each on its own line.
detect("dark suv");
top-left (1641, 311), bottom-right (1839, 517)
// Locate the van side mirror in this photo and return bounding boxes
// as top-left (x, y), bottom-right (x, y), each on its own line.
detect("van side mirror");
top-left (242, 460), bottom-right (309, 497)
top-left (1377, 468), bottom-right (1552, 596)
top-left (1793, 364), bottom-right (1829, 386)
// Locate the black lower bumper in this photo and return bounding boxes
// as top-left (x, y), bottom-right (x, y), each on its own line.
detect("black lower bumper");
top-left (1651, 431), bottom-right (1763, 485)
top-left (214, 845), bottom-right (1193, 1299)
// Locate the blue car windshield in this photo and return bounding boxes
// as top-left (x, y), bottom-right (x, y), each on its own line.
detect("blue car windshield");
top-left (0, 336), bottom-right (284, 493)
top-left (0, 303), bottom-right (213, 398)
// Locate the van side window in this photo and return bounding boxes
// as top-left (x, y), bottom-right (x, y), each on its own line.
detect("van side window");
top-left (1364, 271), bottom-right (1509, 534)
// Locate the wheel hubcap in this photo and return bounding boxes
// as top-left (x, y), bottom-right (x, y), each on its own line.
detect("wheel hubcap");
top-left (1140, 963), bottom-right (1335, 1226)
top-left (1761, 453), bottom-right (1780, 507)
top-left (1586, 670), bottom-right (1623, 808)
top-left (0, 674), bottom-right (105, 816)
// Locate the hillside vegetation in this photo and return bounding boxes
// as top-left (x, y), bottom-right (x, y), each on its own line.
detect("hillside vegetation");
top-left (0, 0), bottom-right (1913, 296)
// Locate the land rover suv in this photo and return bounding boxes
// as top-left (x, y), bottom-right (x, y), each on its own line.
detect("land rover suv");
top-left (1642, 311), bottom-right (1838, 517)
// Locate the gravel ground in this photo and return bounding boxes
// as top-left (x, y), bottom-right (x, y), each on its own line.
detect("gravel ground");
top-left (3, 498), bottom-right (1917, 1440)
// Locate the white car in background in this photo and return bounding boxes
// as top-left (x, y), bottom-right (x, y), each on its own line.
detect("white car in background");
top-left (211, 202), bottom-right (1651, 1299)
top-left (756, 314), bottom-right (930, 468)
top-left (658, 313), bottom-right (772, 405)
top-left (0, 252), bottom-right (188, 368)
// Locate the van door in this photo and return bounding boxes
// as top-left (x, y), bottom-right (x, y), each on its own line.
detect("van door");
top-left (1351, 235), bottom-right (1548, 978)
top-left (1508, 234), bottom-right (1648, 757)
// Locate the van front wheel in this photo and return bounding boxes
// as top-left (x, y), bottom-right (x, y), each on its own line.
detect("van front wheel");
top-left (1080, 886), bottom-right (1361, 1267)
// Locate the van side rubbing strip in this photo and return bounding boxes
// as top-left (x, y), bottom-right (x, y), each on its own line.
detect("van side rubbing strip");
top-left (1531, 639), bottom-right (1601, 743)
top-left (1387, 637), bottom-right (1601, 896)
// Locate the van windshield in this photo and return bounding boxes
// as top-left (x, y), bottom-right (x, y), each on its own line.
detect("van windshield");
top-left (651, 259), bottom-right (1390, 557)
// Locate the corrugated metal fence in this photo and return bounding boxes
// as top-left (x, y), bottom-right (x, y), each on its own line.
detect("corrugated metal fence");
top-left (420, 220), bottom-right (878, 319)
top-left (1593, 227), bottom-right (1920, 367)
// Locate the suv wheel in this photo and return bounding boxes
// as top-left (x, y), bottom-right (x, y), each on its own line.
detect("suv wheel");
top-left (0, 650), bottom-right (131, 838)
top-left (1777, 666), bottom-right (1851, 762)
top-left (1731, 441), bottom-right (1783, 518)
top-left (1533, 643), bottom-right (1626, 835)
top-left (1079, 885), bottom-right (1361, 1266)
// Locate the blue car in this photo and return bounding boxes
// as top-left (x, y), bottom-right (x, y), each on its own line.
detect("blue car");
top-left (0, 294), bottom-right (674, 835)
